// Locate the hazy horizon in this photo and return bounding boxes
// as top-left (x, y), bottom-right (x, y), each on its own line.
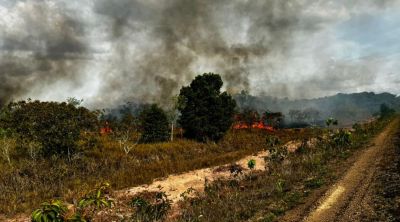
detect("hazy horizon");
top-left (1, 0), bottom-right (400, 108)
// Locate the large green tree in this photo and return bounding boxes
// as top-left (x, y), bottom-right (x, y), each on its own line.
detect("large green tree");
top-left (139, 104), bottom-right (170, 143)
top-left (178, 73), bottom-right (236, 142)
top-left (1, 100), bottom-right (98, 157)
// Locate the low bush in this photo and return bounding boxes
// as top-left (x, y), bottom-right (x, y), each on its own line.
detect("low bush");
top-left (31, 183), bottom-right (113, 222)
top-left (31, 200), bottom-right (67, 222)
top-left (130, 192), bottom-right (171, 221)
top-left (331, 129), bottom-right (352, 147)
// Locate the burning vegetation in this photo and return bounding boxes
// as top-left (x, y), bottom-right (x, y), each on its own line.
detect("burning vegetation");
top-left (233, 109), bottom-right (283, 131)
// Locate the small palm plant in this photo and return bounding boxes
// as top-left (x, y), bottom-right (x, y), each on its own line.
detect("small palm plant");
top-left (76, 182), bottom-right (113, 220)
top-left (31, 200), bottom-right (67, 222)
top-left (78, 182), bottom-right (113, 209)
top-left (31, 183), bottom-right (113, 222)
top-left (247, 159), bottom-right (256, 170)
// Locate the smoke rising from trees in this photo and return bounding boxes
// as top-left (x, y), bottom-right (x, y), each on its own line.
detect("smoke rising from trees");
top-left (0, 0), bottom-right (399, 107)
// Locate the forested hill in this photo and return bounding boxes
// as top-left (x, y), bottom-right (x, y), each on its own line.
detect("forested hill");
top-left (233, 92), bottom-right (400, 126)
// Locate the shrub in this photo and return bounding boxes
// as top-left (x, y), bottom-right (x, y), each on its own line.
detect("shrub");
top-left (325, 117), bottom-right (338, 127)
top-left (2, 100), bottom-right (98, 157)
top-left (130, 192), bottom-right (171, 221)
top-left (31, 183), bottom-right (113, 222)
top-left (247, 159), bottom-right (256, 169)
top-left (331, 129), bottom-right (352, 147)
top-left (266, 146), bottom-right (288, 163)
top-left (139, 104), bottom-right (170, 143)
top-left (229, 164), bottom-right (244, 177)
top-left (31, 200), bottom-right (68, 222)
top-left (304, 177), bottom-right (324, 189)
top-left (76, 182), bottom-right (113, 220)
top-left (266, 135), bottom-right (281, 147)
top-left (78, 182), bottom-right (113, 210)
top-left (178, 73), bottom-right (236, 142)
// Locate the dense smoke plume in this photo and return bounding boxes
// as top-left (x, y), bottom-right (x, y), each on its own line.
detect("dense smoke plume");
top-left (0, 1), bottom-right (89, 105)
top-left (0, 0), bottom-right (399, 108)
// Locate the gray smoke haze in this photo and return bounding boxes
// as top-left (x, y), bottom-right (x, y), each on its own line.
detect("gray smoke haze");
top-left (93, 0), bottom-right (305, 106)
top-left (0, 0), bottom-right (399, 108)
top-left (0, 1), bottom-right (89, 104)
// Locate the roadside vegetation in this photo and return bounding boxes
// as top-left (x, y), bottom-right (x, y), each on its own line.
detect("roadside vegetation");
top-left (0, 73), bottom-right (397, 221)
top-left (175, 116), bottom-right (395, 222)
top-left (368, 119), bottom-right (400, 221)
top-left (0, 73), bottom-right (262, 216)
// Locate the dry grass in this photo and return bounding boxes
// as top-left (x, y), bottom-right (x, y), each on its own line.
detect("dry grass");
top-left (175, 118), bottom-right (392, 222)
top-left (0, 128), bottom-right (315, 216)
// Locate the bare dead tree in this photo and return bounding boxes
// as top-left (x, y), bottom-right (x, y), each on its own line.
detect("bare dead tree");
top-left (118, 130), bottom-right (139, 155)
top-left (0, 136), bottom-right (13, 165)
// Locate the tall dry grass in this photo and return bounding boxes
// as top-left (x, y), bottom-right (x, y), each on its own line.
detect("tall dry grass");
top-left (0, 129), bottom-right (309, 216)
top-left (176, 118), bottom-right (393, 222)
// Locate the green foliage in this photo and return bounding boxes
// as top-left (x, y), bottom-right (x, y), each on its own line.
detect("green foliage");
top-left (139, 104), bottom-right (170, 143)
top-left (331, 130), bottom-right (352, 147)
top-left (31, 183), bottom-right (113, 222)
top-left (2, 100), bottom-right (98, 157)
top-left (325, 117), bottom-right (338, 127)
top-left (78, 182), bottom-right (113, 210)
top-left (75, 182), bottom-right (113, 221)
top-left (178, 73), bottom-right (236, 142)
top-left (247, 159), bottom-right (256, 170)
top-left (304, 177), bottom-right (324, 189)
top-left (130, 192), bottom-right (172, 221)
top-left (31, 200), bottom-right (67, 222)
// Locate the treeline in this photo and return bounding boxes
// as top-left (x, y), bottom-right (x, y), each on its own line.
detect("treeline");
top-left (0, 73), bottom-right (236, 158)
top-left (234, 91), bottom-right (400, 126)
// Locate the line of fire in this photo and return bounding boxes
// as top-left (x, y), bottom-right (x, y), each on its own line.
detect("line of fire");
top-left (232, 111), bottom-right (283, 131)
top-left (100, 110), bottom-right (283, 136)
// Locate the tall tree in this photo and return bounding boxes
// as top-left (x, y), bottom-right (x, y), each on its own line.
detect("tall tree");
top-left (139, 104), bottom-right (170, 143)
top-left (178, 73), bottom-right (236, 142)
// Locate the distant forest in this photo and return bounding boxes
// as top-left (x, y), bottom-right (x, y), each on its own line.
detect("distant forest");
top-left (103, 91), bottom-right (399, 127)
top-left (234, 91), bottom-right (400, 126)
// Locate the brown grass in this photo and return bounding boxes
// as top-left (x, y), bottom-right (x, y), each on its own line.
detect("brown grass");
top-left (175, 118), bottom-right (393, 222)
top-left (0, 128), bottom-right (314, 216)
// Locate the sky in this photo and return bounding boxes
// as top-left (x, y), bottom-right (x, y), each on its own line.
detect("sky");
top-left (0, 0), bottom-right (399, 108)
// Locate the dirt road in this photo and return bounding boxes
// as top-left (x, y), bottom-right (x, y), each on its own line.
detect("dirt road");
top-left (117, 150), bottom-right (269, 203)
top-left (303, 118), bottom-right (399, 222)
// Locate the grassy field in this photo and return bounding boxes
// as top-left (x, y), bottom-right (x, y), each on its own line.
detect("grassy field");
top-left (0, 128), bottom-right (316, 216)
top-left (175, 118), bottom-right (393, 222)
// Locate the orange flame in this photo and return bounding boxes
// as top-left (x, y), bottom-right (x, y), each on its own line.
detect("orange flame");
top-left (100, 121), bottom-right (113, 135)
top-left (233, 121), bottom-right (274, 131)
